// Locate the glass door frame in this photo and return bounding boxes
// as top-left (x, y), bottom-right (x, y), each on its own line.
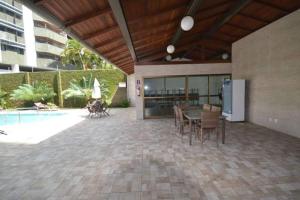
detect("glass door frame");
top-left (143, 74), bottom-right (231, 119)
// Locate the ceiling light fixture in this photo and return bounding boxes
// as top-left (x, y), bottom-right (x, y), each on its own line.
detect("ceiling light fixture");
top-left (166, 55), bottom-right (172, 61)
top-left (181, 16), bottom-right (194, 31)
top-left (167, 45), bottom-right (175, 54)
top-left (222, 53), bottom-right (229, 60)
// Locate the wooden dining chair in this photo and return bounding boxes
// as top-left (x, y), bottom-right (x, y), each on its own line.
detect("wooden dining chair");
top-left (177, 107), bottom-right (189, 140)
top-left (203, 104), bottom-right (211, 111)
top-left (173, 105), bottom-right (179, 128)
top-left (197, 111), bottom-right (220, 146)
top-left (211, 106), bottom-right (221, 113)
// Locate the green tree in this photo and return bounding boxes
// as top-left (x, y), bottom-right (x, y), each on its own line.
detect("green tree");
top-left (61, 39), bottom-right (114, 70)
top-left (10, 82), bottom-right (56, 106)
top-left (62, 75), bottom-right (109, 103)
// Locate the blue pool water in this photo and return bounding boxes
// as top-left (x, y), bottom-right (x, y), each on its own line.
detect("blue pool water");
top-left (0, 112), bottom-right (66, 126)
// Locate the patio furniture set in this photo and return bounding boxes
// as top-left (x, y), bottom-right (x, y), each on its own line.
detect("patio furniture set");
top-left (174, 103), bottom-right (225, 146)
top-left (86, 100), bottom-right (110, 118)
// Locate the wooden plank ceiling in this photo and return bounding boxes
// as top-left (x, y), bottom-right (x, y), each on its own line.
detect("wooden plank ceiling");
top-left (31, 0), bottom-right (300, 74)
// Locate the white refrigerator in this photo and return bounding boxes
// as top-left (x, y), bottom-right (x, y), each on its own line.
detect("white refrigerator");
top-left (222, 80), bottom-right (245, 122)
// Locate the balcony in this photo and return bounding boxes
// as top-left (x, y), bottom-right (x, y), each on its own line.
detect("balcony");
top-left (1, 50), bottom-right (25, 65)
top-left (34, 27), bottom-right (67, 45)
top-left (0, 18), bottom-right (24, 33)
top-left (0, 31), bottom-right (24, 44)
top-left (35, 42), bottom-right (64, 56)
top-left (0, 0), bottom-right (23, 16)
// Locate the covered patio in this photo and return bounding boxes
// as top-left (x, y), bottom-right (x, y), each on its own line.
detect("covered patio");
top-left (0, 108), bottom-right (299, 199)
top-left (1, 0), bottom-right (300, 199)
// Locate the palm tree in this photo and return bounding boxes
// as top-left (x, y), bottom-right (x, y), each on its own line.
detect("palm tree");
top-left (61, 39), bottom-right (114, 70)
top-left (62, 75), bottom-right (109, 103)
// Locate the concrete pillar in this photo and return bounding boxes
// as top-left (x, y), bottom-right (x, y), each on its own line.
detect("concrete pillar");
top-left (22, 5), bottom-right (37, 67)
top-left (11, 64), bottom-right (20, 73)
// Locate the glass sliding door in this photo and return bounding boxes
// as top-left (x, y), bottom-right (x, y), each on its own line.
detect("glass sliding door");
top-left (143, 74), bottom-right (231, 118)
top-left (144, 76), bottom-right (186, 118)
top-left (188, 76), bottom-right (208, 105)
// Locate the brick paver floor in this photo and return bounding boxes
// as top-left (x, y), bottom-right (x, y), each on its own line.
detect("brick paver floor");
top-left (0, 108), bottom-right (299, 200)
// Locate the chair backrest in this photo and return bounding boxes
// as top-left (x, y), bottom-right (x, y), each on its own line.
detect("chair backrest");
top-left (201, 111), bottom-right (219, 129)
top-left (203, 104), bottom-right (211, 111)
top-left (179, 102), bottom-right (189, 110)
top-left (173, 105), bottom-right (179, 118)
top-left (211, 106), bottom-right (221, 112)
top-left (177, 107), bottom-right (185, 122)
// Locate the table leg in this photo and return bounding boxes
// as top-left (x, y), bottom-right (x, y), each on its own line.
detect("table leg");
top-left (189, 119), bottom-right (192, 145)
top-left (222, 119), bottom-right (225, 144)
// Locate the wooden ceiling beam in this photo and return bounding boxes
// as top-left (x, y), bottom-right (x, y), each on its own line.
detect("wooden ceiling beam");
top-left (182, 0), bottom-right (252, 58)
top-left (216, 30), bottom-right (239, 40)
top-left (119, 60), bottom-right (133, 66)
top-left (105, 47), bottom-right (128, 58)
top-left (117, 61), bottom-right (133, 68)
top-left (134, 30), bottom-right (173, 45)
top-left (114, 58), bottom-right (132, 66)
top-left (110, 52), bottom-right (130, 62)
top-left (119, 63), bottom-right (133, 70)
top-left (225, 22), bottom-right (252, 32)
top-left (139, 36), bottom-right (232, 62)
top-left (101, 45), bottom-right (126, 55)
top-left (64, 7), bottom-right (112, 27)
top-left (113, 55), bottom-right (131, 63)
top-left (135, 37), bottom-right (168, 50)
top-left (254, 0), bottom-right (289, 13)
top-left (109, 0), bottom-right (137, 61)
top-left (82, 25), bottom-right (119, 40)
top-left (130, 15), bottom-right (181, 34)
top-left (127, 2), bottom-right (186, 25)
top-left (238, 13), bottom-right (269, 23)
top-left (195, 46), bottom-right (218, 54)
top-left (130, 1), bottom-right (228, 37)
top-left (94, 37), bottom-right (123, 49)
top-left (131, 21), bottom-right (177, 38)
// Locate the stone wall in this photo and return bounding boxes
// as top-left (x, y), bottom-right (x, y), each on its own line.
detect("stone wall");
top-left (232, 9), bottom-right (300, 138)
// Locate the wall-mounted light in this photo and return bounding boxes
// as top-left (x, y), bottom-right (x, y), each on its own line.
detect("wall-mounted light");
top-left (181, 16), bottom-right (194, 31)
top-left (222, 53), bottom-right (229, 60)
top-left (167, 45), bottom-right (175, 54)
top-left (165, 55), bottom-right (172, 61)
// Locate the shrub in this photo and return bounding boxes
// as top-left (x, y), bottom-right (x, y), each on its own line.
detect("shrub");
top-left (10, 81), bottom-right (56, 106)
top-left (0, 88), bottom-right (7, 109)
top-left (119, 99), bottom-right (130, 108)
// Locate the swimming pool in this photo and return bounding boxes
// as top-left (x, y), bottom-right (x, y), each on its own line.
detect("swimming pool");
top-left (0, 112), bottom-right (66, 126)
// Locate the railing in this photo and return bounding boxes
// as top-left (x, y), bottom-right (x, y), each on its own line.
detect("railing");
top-left (35, 42), bottom-right (64, 56)
top-left (34, 27), bottom-right (67, 44)
top-left (0, 0), bottom-right (23, 16)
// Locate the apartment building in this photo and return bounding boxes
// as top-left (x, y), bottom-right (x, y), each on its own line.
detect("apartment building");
top-left (0, 0), bottom-right (67, 72)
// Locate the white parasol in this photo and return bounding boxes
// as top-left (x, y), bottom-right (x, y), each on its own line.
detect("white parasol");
top-left (92, 78), bottom-right (101, 99)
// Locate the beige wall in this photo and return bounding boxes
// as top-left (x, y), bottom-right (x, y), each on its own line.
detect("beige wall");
top-left (133, 63), bottom-right (232, 119)
top-left (127, 74), bottom-right (136, 106)
top-left (232, 9), bottom-right (300, 138)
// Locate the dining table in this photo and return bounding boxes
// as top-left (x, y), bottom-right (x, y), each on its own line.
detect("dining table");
top-left (183, 108), bottom-right (226, 145)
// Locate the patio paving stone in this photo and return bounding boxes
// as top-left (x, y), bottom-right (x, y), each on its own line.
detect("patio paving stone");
top-left (0, 108), bottom-right (299, 200)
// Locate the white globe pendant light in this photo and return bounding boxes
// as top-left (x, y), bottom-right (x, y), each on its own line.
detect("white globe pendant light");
top-left (167, 45), bottom-right (175, 54)
top-left (181, 16), bottom-right (194, 31)
top-left (222, 53), bottom-right (229, 60)
top-left (165, 55), bottom-right (172, 61)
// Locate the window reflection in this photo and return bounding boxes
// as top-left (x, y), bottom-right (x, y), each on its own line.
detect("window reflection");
top-left (144, 74), bottom-right (230, 118)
